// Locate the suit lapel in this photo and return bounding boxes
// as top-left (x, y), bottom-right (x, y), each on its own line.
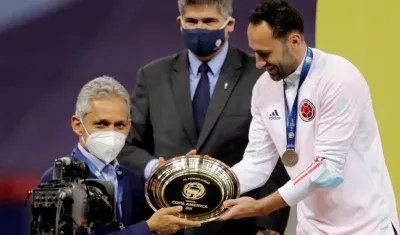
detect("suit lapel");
top-left (171, 52), bottom-right (198, 146)
top-left (196, 46), bottom-right (243, 150)
top-left (121, 174), bottom-right (130, 225)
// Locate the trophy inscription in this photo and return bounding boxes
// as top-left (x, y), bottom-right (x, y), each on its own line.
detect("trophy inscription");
top-left (145, 155), bottom-right (240, 222)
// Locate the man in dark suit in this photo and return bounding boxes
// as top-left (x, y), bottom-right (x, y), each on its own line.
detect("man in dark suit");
top-left (40, 76), bottom-right (200, 235)
top-left (118, 0), bottom-right (290, 234)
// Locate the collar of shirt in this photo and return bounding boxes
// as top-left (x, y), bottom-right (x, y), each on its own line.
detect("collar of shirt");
top-left (77, 143), bottom-right (119, 172)
top-left (188, 42), bottom-right (229, 76)
top-left (283, 48), bottom-right (308, 88)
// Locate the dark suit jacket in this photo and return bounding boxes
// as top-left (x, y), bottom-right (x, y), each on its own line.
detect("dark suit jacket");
top-left (118, 44), bottom-right (290, 235)
top-left (41, 147), bottom-right (153, 235)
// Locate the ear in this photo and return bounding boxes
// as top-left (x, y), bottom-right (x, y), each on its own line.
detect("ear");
top-left (177, 16), bottom-right (184, 32)
top-left (71, 115), bottom-right (83, 137)
top-left (226, 17), bottom-right (236, 33)
top-left (287, 32), bottom-right (302, 49)
top-left (126, 119), bottom-right (132, 130)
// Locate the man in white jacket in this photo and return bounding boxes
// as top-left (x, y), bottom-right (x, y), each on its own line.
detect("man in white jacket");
top-left (217, 0), bottom-right (399, 234)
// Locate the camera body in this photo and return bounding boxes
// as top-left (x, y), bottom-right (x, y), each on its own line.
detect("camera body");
top-left (30, 156), bottom-right (116, 235)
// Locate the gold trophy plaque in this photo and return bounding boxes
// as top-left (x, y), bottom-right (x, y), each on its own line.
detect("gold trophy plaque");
top-left (145, 155), bottom-right (240, 222)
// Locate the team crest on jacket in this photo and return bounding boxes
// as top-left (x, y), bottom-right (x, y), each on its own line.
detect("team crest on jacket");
top-left (299, 99), bottom-right (315, 122)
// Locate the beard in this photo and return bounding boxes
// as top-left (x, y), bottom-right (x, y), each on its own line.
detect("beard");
top-left (266, 46), bottom-right (298, 81)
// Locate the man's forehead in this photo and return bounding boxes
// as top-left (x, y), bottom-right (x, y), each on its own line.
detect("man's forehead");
top-left (86, 98), bottom-right (128, 119)
top-left (90, 97), bottom-right (126, 107)
top-left (85, 111), bottom-right (128, 122)
top-left (90, 116), bottom-right (127, 123)
top-left (248, 23), bottom-right (275, 50)
top-left (248, 22), bottom-right (274, 38)
top-left (182, 4), bottom-right (222, 19)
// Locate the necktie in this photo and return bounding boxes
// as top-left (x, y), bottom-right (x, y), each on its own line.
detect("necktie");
top-left (193, 63), bottom-right (211, 134)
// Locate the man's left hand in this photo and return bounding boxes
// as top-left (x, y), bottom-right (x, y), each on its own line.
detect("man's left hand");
top-left (256, 230), bottom-right (280, 235)
top-left (186, 149), bottom-right (197, 155)
top-left (217, 197), bottom-right (264, 221)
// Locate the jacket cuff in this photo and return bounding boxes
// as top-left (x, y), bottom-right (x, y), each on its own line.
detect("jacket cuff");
top-left (278, 177), bottom-right (312, 207)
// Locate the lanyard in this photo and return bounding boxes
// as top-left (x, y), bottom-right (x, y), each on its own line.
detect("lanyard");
top-left (85, 159), bottom-right (124, 228)
top-left (284, 47), bottom-right (313, 151)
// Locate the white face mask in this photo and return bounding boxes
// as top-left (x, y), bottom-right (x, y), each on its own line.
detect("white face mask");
top-left (81, 122), bottom-right (127, 164)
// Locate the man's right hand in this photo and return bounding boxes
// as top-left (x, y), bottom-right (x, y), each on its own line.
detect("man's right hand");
top-left (151, 150), bottom-right (196, 175)
top-left (256, 230), bottom-right (280, 235)
top-left (154, 149), bottom-right (196, 172)
top-left (146, 206), bottom-right (201, 235)
top-left (155, 157), bottom-right (166, 169)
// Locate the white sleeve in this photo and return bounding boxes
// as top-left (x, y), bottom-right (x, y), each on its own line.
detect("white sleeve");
top-left (278, 61), bottom-right (367, 206)
top-left (144, 159), bottom-right (159, 179)
top-left (232, 81), bottom-right (279, 194)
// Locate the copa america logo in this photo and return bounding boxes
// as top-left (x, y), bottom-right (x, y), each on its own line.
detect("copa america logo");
top-left (182, 182), bottom-right (206, 200)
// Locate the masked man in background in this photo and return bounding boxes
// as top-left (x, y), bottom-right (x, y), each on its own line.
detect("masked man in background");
top-left (117, 0), bottom-right (291, 234)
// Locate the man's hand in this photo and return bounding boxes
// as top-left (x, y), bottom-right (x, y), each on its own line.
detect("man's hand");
top-left (186, 149), bottom-right (197, 155)
top-left (146, 206), bottom-right (201, 235)
top-left (256, 230), bottom-right (280, 235)
top-left (155, 157), bottom-right (166, 169)
top-left (152, 150), bottom-right (195, 174)
top-left (218, 192), bottom-right (288, 221)
top-left (216, 197), bottom-right (264, 221)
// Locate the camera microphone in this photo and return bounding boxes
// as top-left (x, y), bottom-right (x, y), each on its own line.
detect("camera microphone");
top-left (52, 156), bottom-right (89, 181)
top-left (75, 160), bottom-right (90, 179)
top-left (58, 157), bottom-right (73, 165)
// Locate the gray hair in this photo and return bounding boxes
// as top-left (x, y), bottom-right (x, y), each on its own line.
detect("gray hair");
top-left (178, 0), bottom-right (233, 18)
top-left (75, 75), bottom-right (130, 119)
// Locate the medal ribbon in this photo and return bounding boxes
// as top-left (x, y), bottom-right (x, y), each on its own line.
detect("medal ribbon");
top-left (284, 47), bottom-right (313, 151)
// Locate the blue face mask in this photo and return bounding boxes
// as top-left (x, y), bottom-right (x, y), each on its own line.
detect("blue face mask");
top-left (313, 170), bottom-right (344, 188)
top-left (311, 160), bottom-right (344, 189)
top-left (181, 17), bottom-right (230, 57)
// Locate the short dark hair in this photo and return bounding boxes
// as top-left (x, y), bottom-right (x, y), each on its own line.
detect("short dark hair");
top-left (249, 0), bottom-right (304, 39)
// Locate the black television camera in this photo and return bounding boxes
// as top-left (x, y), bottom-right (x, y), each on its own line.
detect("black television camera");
top-left (28, 156), bottom-right (116, 235)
